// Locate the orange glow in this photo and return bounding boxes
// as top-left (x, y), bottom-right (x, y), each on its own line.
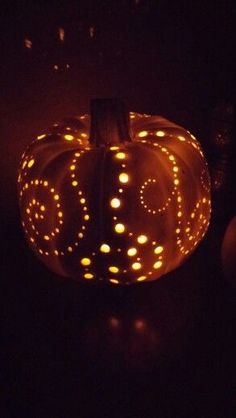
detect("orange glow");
top-left (110, 197), bottom-right (121, 208)
top-left (100, 244), bottom-right (111, 253)
top-left (119, 173), bottom-right (129, 183)
top-left (24, 38), bottom-right (32, 49)
top-left (81, 258), bottom-right (91, 266)
top-left (84, 273), bottom-right (94, 279)
top-left (115, 152), bottom-right (126, 159)
top-left (154, 246), bottom-right (163, 254)
top-left (27, 159), bottom-right (35, 168)
top-left (138, 130), bottom-right (148, 138)
top-left (137, 235), bottom-right (148, 244)
top-left (64, 134), bottom-right (74, 141)
top-left (114, 223), bottom-right (125, 233)
top-left (137, 276), bottom-right (147, 282)
top-left (109, 266), bottom-right (119, 273)
top-left (58, 27), bottom-right (65, 41)
top-left (127, 247), bottom-right (137, 256)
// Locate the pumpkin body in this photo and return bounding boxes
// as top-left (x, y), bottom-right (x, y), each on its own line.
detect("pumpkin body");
top-left (18, 103), bottom-right (211, 285)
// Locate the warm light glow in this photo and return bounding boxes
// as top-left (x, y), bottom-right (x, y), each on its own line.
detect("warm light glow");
top-left (40, 205), bottom-right (45, 211)
top-left (27, 159), bottom-right (35, 168)
top-left (127, 247), bottom-right (137, 256)
top-left (115, 152), bottom-right (126, 159)
top-left (72, 181), bottom-right (78, 186)
top-left (109, 279), bottom-right (119, 284)
top-left (137, 235), bottom-right (148, 244)
top-left (84, 273), bottom-right (94, 279)
top-left (138, 130), bottom-right (148, 137)
top-left (81, 258), bottom-right (91, 266)
top-left (137, 276), bottom-right (147, 282)
top-left (114, 223), bottom-right (125, 233)
top-left (132, 262), bottom-right (142, 270)
top-left (178, 135), bottom-right (186, 141)
top-left (156, 130), bottom-right (165, 137)
top-left (119, 173), bottom-right (129, 183)
top-left (70, 165), bottom-right (76, 170)
top-left (177, 211), bottom-right (182, 217)
top-left (84, 214), bottom-right (89, 220)
top-left (100, 244), bottom-right (111, 253)
top-left (44, 235), bottom-right (50, 241)
top-left (37, 134), bottom-right (46, 140)
top-left (174, 179), bottom-right (179, 185)
top-left (110, 198), bottom-right (121, 208)
top-left (154, 246), bottom-right (163, 254)
top-left (109, 266), bottom-right (119, 273)
top-left (64, 134), bottom-right (74, 141)
top-left (58, 27), bottom-right (65, 41)
top-left (58, 211), bottom-right (63, 217)
top-left (24, 38), bottom-right (32, 49)
top-left (154, 260), bottom-right (162, 269)
top-left (54, 194), bottom-right (59, 200)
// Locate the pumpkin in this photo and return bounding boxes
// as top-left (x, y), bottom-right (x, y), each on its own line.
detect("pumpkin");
top-left (18, 98), bottom-right (211, 285)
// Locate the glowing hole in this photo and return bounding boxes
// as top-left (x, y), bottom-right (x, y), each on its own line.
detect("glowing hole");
top-left (127, 247), bottom-right (137, 256)
top-left (54, 194), bottom-right (59, 201)
top-left (132, 262), bottom-right (141, 270)
top-left (84, 214), bottom-right (90, 221)
top-left (58, 211), bottom-right (63, 217)
top-left (174, 179), bottom-right (179, 185)
top-left (154, 260), bottom-right (162, 269)
top-left (67, 246), bottom-right (73, 252)
top-left (138, 130), bottom-right (148, 138)
top-left (40, 205), bottom-right (45, 211)
top-left (178, 135), bottom-right (186, 141)
top-left (116, 152), bottom-right (126, 159)
top-left (114, 223), bottom-right (125, 233)
top-left (119, 173), bottom-right (129, 183)
top-left (109, 266), bottom-right (119, 273)
top-left (156, 130), bottom-right (165, 137)
top-left (64, 134), bottom-right (74, 141)
top-left (27, 159), bottom-right (35, 168)
top-left (70, 165), bottom-right (76, 170)
top-left (137, 276), bottom-right (147, 282)
top-left (154, 246), bottom-right (163, 254)
top-left (110, 198), bottom-right (121, 208)
top-left (137, 235), bottom-right (148, 244)
top-left (84, 273), bottom-right (94, 279)
top-left (81, 258), bottom-right (91, 266)
top-left (44, 235), bottom-right (50, 241)
top-left (100, 244), bottom-right (111, 253)
top-left (109, 279), bottom-right (119, 285)
top-left (37, 134), bottom-right (46, 140)
top-left (72, 181), bottom-right (78, 186)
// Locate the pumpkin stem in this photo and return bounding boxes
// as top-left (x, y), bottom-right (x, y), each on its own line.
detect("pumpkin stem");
top-left (89, 98), bottom-right (132, 146)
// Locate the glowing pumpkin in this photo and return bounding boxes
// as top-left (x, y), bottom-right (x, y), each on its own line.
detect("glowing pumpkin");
top-left (18, 99), bottom-right (211, 285)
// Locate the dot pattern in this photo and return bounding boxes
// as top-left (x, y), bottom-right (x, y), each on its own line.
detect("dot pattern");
top-left (18, 112), bottom-right (211, 285)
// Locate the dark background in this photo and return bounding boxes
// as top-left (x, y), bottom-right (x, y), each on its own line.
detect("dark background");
top-left (1, 1), bottom-right (236, 417)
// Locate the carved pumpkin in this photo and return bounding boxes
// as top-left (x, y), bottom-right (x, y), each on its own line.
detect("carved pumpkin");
top-left (18, 99), bottom-right (211, 285)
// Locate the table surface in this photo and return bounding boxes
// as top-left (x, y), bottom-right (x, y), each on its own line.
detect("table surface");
top-left (1, 192), bottom-right (236, 418)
